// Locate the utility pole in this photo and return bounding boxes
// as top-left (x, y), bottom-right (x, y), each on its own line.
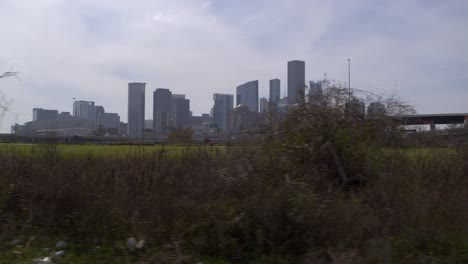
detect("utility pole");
top-left (348, 59), bottom-right (351, 102)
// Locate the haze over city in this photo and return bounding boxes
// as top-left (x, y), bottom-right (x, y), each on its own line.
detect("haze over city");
top-left (1, 0), bottom-right (467, 132)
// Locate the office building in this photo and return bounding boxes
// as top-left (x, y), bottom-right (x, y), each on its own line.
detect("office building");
top-left (287, 60), bottom-right (306, 105)
top-left (171, 94), bottom-right (190, 129)
top-left (367, 102), bottom-right (386, 119)
top-left (12, 115), bottom-right (94, 136)
top-left (212, 93), bottom-right (234, 132)
top-left (127, 82), bottom-right (146, 137)
top-left (119, 122), bottom-right (128, 136)
top-left (59, 112), bottom-right (71, 118)
top-left (236, 80), bottom-right (259, 112)
top-left (97, 113), bottom-right (120, 135)
top-left (145, 120), bottom-right (153, 130)
top-left (309, 81), bottom-right (323, 104)
top-left (153, 88), bottom-right (172, 134)
top-left (33, 108), bottom-right (58, 121)
top-left (269, 79), bottom-right (281, 111)
top-left (191, 116), bottom-right (203, 126)
top-left (345, 98), bottom-right (366, 119)
top-left (201, 113), bottom-right (211, 125)
top-left (73, 100), bottom-right (97, 126)
top-left (259, 98), bottom-right (269, 113)
top-left (309, 81), bottom-right (322, 97)
top-left (232, 104), bottom-right (259, 131)
top-left (95, 105), bottom-right (105, 122)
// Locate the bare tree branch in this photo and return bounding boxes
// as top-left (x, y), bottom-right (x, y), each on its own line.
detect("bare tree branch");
top-left (0, 72), bottom-right (19, 79)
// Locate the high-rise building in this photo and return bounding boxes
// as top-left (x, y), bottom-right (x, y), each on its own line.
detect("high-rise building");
top-left (236, 80), bottom-right (259, 112)
top-left (153, 88), bottom-right (172, 134)
top-left (119, 122), bottom-right (128, 136)
top-left (201, 113), bottom-right (211, 125)
top-left (171, 94), bottom-right (190, 129)
top-left (309, 81), bottom-right (322, 97)
top-left (190, 116), bottom-right (203, 126)
top-left (309, 81), bottom-right (323, 103)
top-left (73, 100), bottom-right (97, 125)
top-left (97, 113), bottom-right (120, 135)
top-left (212, 93), bottom-right (234, 132)
top-left (145, 120), bottom-right (154, 130)
top-left (127, 82), bottom-right (146, 137)
top-left (345, 98), bottom-right (366, 119)
top-left (33, 108), bottom-right (58, 121)
top-left (232, 104), bottom-right (259, 131)
top-left (95, 105), bottom-right (105, 122)
top-left (269, 79), bottom-right (281, 111)
top-left (367, 102), bottom-right (386, 119)
top-left (259, 98), bottom-right (269, 113)
top-left (287, 60), bottom-right (306, 105)
top-left (73, 101), bottom-right (105, 130)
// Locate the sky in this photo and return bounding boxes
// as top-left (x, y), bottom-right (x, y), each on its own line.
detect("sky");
top-left (0, 0), bottom-right (467, 132)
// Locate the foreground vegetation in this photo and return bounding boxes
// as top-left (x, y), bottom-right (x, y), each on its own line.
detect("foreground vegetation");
top-left (1, 87), bottom-right (467, 263)
top-left (0, 143), bottom-right (223, 158)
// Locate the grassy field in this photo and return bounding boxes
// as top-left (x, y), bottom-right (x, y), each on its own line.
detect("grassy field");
top-left (0, 143), bottom-right (221, 157)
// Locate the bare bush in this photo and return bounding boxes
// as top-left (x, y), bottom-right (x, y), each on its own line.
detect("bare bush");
top-left (1, 79), bottom-right (467, 263)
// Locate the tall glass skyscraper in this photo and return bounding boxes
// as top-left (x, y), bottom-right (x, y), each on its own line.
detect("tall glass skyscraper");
top-left (127, 82), bottom-right (146, 137)
top-left (153, 88), bottom-right (172, 135)
top-left (212, 93), bottom-right (234, 132)
top-left (171, 94), bottom-right (190, 129)
top-left (236, 80), bottom-right (259, 112)
top-left (269, 79), bottom-right (281, 111)
top-left (287, 60), bottom-right (305, 105)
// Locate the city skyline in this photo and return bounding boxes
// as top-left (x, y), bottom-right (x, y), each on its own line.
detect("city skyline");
top-left (10, 58), bottom-right (332, 132)
top-left (1, 0), bottom-right (468, 132)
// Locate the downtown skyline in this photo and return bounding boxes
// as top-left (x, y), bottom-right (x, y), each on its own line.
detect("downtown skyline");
top-left (1, 0), bottom-right (468, 132)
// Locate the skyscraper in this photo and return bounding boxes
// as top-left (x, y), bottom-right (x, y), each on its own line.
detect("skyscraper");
top-left (236, 80), bottom-right (259, 112)
top-left (171, 94), bottom-right (190, 129)
top-left (269, 79), bottom-right (281, 111)
top-left (287, 60), bottom-right (305, 105)
top-left (367, 102), bottom-right (386, 119)
top-left (259, 98), bottom-right (269, 113)
top-left (73, 100), bottom-right (98, 128)
top-left (73, 100), bottom-right (95, 119)
top-left (232, 104), bottom-right (258, 131)
top-left (309, 81), bottom-right (322, 97)
top-left (97, 113), bottom-right (120, 135)
top-left (127, 82), bottom-right (146, 137)
top-left (345, 98), bottom-right (366, 119)
top-left (95, 105), bottom-right (105, 122)
top-left (309, 81), bottom-right (323, 103)
top-left (212, 93), bottom-right (233, 132)
top-left (153, 88), bottom-right (172, 134)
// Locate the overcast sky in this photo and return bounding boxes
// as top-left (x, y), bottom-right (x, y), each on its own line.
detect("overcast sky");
top-left (1, 0), bottom-right (467, 132)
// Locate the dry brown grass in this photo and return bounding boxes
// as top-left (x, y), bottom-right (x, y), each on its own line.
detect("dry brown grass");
top-left (1, 85), bottom-right (467, 262)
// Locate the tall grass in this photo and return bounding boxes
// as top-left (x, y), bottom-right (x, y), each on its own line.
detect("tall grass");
top-left (0, 140), bottom-right (467, 263)
top-left (1, 89), bottom-right (468, 262)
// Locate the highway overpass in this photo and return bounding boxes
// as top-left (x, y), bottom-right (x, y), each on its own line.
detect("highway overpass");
top-left (402, 113), bottom-right (468, 130)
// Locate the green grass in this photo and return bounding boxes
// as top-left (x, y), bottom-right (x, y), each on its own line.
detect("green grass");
top-left (0, 143), bottom-right (223, 157)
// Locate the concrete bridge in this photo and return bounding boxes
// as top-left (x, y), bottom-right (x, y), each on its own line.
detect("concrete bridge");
top-left (402, 113), bottom-right (468, 131)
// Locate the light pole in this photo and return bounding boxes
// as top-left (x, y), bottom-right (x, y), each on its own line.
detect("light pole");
top-left (348, 59), bottom-right (351, 102)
